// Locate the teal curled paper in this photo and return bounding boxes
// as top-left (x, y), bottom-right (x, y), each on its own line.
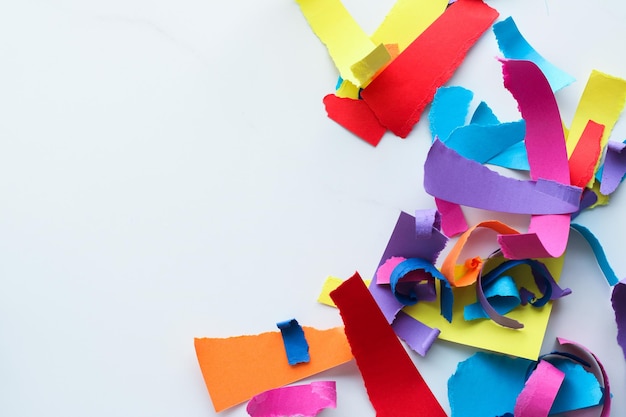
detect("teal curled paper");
top-left (464, 275), bottom-right (520, 321)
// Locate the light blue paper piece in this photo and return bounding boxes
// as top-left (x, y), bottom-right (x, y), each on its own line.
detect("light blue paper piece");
top-left (570, 223), bottom-right (620, 286)
top-left (444, 121), bottom-right (526, 164)
top-left (549, 357), bottom-right (604, 414)
top-left (429, 86), bottom-right (473, 142)
top-left (448, 352), bottom-right (603, 417)
top-left (448, 352), bottom-right (530, 417)
top-left (276, 318), bottom-right (310, 365)
top-left (487, 141), bottom-right (530, 171)
top-left (470, 100), bottom-right (499, 125)
top-left (464, 275), bottom-right (520, 320)
top-left (493, 16), bottom-right (575, 92)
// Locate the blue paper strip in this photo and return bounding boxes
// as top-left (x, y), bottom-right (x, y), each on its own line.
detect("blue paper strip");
top-left (493, 17), bottom-right (575, 92)
top-left (276, 318), bottom-right (310, 365)
top-left (570, 224), bottom-right (620, 286)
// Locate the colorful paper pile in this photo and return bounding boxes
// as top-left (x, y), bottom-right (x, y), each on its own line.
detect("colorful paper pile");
top-left (194, 0), bottom-right (626, 415)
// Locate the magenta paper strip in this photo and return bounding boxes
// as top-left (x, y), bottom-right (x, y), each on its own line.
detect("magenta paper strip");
top-left (246, 381), bottom-right (337, 417)
top-left (513, 360), bottom-right (565, 417)
top-left (497, 59), bottom-right (572, 259)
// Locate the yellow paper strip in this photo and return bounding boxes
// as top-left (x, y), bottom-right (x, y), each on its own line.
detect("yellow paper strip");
top-left (335, 0), bottom-right (448, 98)
top-left (565, 70), bottom-right (626, 185)
top-left (371, 0), bottom-right (448, 52)
top-left (295, 0), bottom-right (389, 87)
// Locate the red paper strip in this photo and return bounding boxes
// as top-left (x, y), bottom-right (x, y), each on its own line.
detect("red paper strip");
top-left (360, 0), bottom-right (498, 138)
top-left (323, 94), bottom-right (386, 146)
top-left (329, 272), bottom-right (447, 417)
top-left (569, 120), bottom-right (605, 187)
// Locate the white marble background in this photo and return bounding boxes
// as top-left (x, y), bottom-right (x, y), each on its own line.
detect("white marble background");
top-left (0, 0), bottom-right (625, 416)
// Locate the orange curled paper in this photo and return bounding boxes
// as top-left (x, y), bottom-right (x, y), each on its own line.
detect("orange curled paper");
top-left (194, 326), bottom-right (352, 412)
top-left (441, 220), bottom-right (519, 287)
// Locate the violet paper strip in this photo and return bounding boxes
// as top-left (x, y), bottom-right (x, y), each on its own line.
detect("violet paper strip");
top-left (391, 311), bottom-right (441, 357)
top-left (611, 280), bottom-right (626, 361)
top-left (600, 140), bottom-right (626, 195)
top-left (423, 140), bottom-right (582, 215)
top-left (369, 211), bottom-right (448, 354)
top-left (246, 381), bottom-right (337, 417)
top-left (556, 338), bottom-right (612, 417)
top-left (369, 211), bottom-right (447, 323)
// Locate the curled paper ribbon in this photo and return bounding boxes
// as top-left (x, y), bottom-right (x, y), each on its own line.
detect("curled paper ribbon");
top-left (390, 257), bottom-right (453, 322)
top-left (556, 338), bottom-right (611, 417)
top-left (441, 220), bottom-right (519, 288)
top-left (246, 381), bottom-right (337, 417)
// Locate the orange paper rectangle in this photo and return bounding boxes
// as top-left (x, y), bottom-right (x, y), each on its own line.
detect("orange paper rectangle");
top-left (194, 326), bottom-right (353, 412)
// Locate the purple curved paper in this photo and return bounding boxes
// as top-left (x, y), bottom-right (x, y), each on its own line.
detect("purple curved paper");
top-left (423, 140), bottom-right (582, 215)
top-left (611, 280), bottom-right (626, 361)
top-left (246, 381), bottom-right (337, 417)
top-left (367, 211), bottom-right (447, 355)
top-left (557, 338), bottom-right (611, 417)
top-left (392, 311), bottom-right (441, 357)
top-left (600, 140), bottom-right (626, 195)
top-left (477, 267), bottom-right (523, 329)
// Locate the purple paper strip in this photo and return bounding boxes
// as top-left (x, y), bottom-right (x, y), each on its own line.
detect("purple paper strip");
top-left (392, 311), bottom-right (441, 357)
top-left (556, 338), bottom-right (611, 417)
top-left (611, 280), bottom-right (626, 361)
top-left (600, 140), bottom-right (626, 195)
top-left (424, 140), bottom-right (582, 215)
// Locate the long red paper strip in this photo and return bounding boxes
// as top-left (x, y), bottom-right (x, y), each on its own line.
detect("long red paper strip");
top-left (323, 94), bottom-right (386, 146)
top-left (360, 0), bottom-right (498, 138)
top-left (330, 272), bottom-right (447, 417)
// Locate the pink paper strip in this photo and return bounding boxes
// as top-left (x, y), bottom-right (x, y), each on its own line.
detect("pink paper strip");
top-left (246, 381), bottom-right (337, 417)
top-left (513, 360), bottom-right (565, 417)
top-left (435, 198), bottom-right (469, 237)
top-left (497, 59), bottom-right (573, 259)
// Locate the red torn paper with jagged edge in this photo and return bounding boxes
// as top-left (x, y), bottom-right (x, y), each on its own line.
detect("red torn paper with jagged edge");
top-left (360, 0), bottom-right (499, 138)
top-left (330, 272), bottom-right (447, 417)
